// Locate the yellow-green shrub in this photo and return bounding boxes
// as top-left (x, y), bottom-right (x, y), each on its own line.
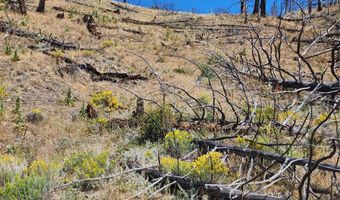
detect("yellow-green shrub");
top-left (63, 151), bottom-right (112, 191)
top-left (161, 152), bottom-right (229, 183)
top-left (89, 90), bottom-right (120, 111)
top-left (165, 130), bottom-right (193, 157)
top-left (0, 86), bottom-right (6, 118)
top-left (161, 156), bottom-right (193, 176)
top-left (193, 152), bottom-right (228, 182)
top-left (0, 157), bottom-right (55, 200)
top-left (101, 40), bottom-right (114, 48)
top-left (277, 109), bottom-right (298, 123)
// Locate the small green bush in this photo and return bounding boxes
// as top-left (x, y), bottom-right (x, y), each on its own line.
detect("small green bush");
top-left (4, 42), bottom-right (12, 55)
top-left (165, 130), bottom-right (193, 158)
top-left (26, 109), bottom-right (44, 124)
top-left (0, 175), bottom-right (50, 200)
top-left (139, 106), bottom-right (176, 143)
top-left (0, 86), bottom-right (7, 118)
top-left (64, 88), bottom-right (76, 107)
top-left (11, 50), bottom-right (20, 62)
top-left (63, 151), bottom-right (113, 191)
top-left (0, 157), bottom-right (55, 200)
top-left (13, 97), bottom-right (25, 131)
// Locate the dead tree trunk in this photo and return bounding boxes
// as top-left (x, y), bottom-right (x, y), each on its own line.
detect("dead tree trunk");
top-left (253, 0), bottom-right (259, 15)
top-left (241, 0), bottom-right (246, 14)
top-left (308, 0), bottom-right (312, 14)
top-left (260, 0), bottom-right (266, 17)
top-left (317, 0), bottom-right (323, 11)
top-left (36, 0), bottom-right (46, 13)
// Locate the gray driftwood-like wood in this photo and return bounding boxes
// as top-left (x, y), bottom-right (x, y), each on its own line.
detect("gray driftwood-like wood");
top-left (0, 21), bottom-right (79, 50)
top-left (195, 140), bottom-right (340, 173)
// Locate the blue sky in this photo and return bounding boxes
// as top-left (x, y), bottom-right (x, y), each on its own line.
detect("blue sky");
top-left (119, 0), bottom-right (283, 14)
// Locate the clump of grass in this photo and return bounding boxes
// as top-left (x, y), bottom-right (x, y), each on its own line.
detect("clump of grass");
top-left (0, 156), bottom-right (57, 200)
top-left (173, 67), bottom-right (190, 74)
top-left (26, 109), bottom-right (44, 124)
top-left (13, 97), bottom-right (25, 131)
top-left (11, 50), bottom-right (20, 62)
top-left (63, 151), bottom-right (114, 191)
top-left (64, 88), bottom-right (76, 107)
top-left (100, 40), bottom-right (114, 48)
top-left (66, 7), bottom-right (79, 19)
top-left (4, 41), bottom-right (12, 55)
top-left (82, 50), bottom-right (94, 57)
top-left (139, 106), bottom-right (176, 143)
top-left (0, 86), bottom-right (7, 118)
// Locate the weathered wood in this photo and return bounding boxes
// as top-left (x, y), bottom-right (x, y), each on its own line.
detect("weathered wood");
top-left (195, 140), bottom-right (340, 173)
top-left (144, 169), bottom-right (285, 200)
top-left (205, 185), bottom-right (286, 200)
top-left (0, 21), bottom-right (79, 50)
top-left (42, 51), bottom-right (148, 82)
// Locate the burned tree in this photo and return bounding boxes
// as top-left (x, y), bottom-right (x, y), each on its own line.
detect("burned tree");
top-left (36, 0), bottom-right (46, 13)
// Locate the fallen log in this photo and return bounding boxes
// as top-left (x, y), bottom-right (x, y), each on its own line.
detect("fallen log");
top-left (144, 168), bottom-right (285, 200)
top-left (195, 140), bottom-right (340, 173)
top-left (0, 21), bottom-right (79, 50)
top-left (66, 0), bottom-right (121, 13)
top-left (205, 185), bottom-right (286, 200)
top-left (42, 50), bottom-right (148, 82)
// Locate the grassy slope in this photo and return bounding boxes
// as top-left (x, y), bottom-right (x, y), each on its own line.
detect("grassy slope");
top-left (0, 0), bottom-right (339, 199)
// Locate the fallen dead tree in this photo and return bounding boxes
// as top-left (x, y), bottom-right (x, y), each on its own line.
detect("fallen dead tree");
top-left (144, 168), bottom-right (285, 200)
top-left (195, 139), bottom-right (340, 173)
top-left (0, 21), bottom-right (79, 50)
top-left (42, 51), bottom-right (148, 82)
top-left (121, 17), bottom-right (256, 32)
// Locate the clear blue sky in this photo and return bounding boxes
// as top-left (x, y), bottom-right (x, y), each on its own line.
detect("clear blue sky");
top-left (118, 0), bottom-right (284, 14)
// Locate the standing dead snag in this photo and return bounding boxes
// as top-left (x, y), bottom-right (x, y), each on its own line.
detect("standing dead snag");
top-left (83, 15), bottom-right (101, 38)
top-left (36, 0), bottom-right (46, 13)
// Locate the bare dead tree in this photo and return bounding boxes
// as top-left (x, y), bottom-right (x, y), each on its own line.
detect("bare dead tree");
top-left (36, 0), bottom-right (46, 13)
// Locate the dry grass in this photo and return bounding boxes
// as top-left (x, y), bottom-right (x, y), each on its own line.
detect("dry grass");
top-left (0, 0), bottom-right (339, 199)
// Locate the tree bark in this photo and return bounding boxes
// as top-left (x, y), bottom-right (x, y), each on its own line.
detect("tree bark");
top-left (253, 0), bottom-right (259, 15)
top-left (285, 0), bottom-right (289, 13)
top-left (241, 0), bottom-right (245, 14)
top-left (308, 0), bottom-right (312, 14)
top-left (260, 0), bottom-right (266, 17)
top-left (36, 0), bottom-right (46, 13)
top-left (317, 0), bottom-right (323, 11)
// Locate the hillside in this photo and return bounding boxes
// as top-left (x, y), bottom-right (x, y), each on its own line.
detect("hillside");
top-left (0, 0), bottom-right (339, 199)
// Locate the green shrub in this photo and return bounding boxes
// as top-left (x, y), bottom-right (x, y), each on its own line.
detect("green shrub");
top-left (11, 50), bottom-right (20, 62)
top-left (64, 88), bottom-right (76, 107)
top-left (89, 90), bottom-right (120, 112)
top-left (0, 175), bottom-right (50, 200)
top-left (253, 106), bottom-right (274, 123)
top-left (13, 97), bottom-right (25, 131)
top-left (173, 67), bottom-right (190, 74)
top-left (199, 65), bottom-right (215, 80)
top-left (26, 109), bottom-right (44, 124)
top-left (3, 42), bottom-right (12, 55)
top-left (63, 151), bottom-right (113, 191)
top-left (165, 130), bottom-right (193, 157)
top-left (0, 86), bottom-right (7, 118)
top-left (0, 158), bottom-right (55, 200)
top-left (161, 152), bottom-right (229, 183)
top-left (139, 106), bottom-right (176, 143)
top-left (100, 40), bottom-right (114, 48)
